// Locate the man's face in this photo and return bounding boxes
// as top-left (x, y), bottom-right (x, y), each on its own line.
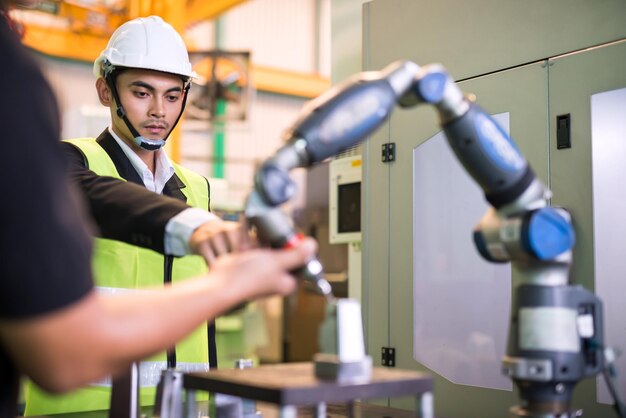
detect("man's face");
top-left (109, 68), bottom-right (185, 146)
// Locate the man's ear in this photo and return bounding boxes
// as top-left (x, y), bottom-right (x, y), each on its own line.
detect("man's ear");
top-left (96, 78), bottom-right (112, 107)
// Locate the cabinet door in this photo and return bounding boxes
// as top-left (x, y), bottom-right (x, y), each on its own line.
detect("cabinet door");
top-left (366, 62), bottom-right (549, 418)
top-left (549, 40), bottom-right (626, 412)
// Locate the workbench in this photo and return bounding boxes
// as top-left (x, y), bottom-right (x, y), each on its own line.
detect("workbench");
top-left (184, 362), bottom-right (434, 418)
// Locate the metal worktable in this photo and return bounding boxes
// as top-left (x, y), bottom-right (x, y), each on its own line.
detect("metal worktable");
top-left (184, 362), bottom-right (434, 418)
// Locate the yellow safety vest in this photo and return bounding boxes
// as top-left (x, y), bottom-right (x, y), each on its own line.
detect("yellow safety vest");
top-left (25, 137), bottom-right (210, 415)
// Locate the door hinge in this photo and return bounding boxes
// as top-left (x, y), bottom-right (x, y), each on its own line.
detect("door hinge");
top-left (382, 142), bottom-right (396, 162)
top-left (381, 347), bottom-right (396, 367)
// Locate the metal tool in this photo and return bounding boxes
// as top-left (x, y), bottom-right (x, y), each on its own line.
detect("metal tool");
top-left (314, 298), bottom-right (372, 383)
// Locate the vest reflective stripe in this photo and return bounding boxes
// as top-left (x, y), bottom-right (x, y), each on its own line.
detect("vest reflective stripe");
top-left (24, 138), bottom-right (210, 416)
top-left (96, 286), bottom-right (155, 295)
top-left (91, 361), bottom-right (210, 387)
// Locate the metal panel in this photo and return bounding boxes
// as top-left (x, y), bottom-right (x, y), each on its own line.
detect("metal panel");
top-left (411, 114), bottom-right (512, 392)
top-left (548, 40), bottom-right (626, 413)
top-left (330, 0), bottom-right (369, 83)
top-left (366, 0), bottom-right (626, 81)
top-left (591, 87), bottom-right (626, 405)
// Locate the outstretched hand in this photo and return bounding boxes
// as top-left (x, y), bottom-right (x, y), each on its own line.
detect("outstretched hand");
top-left (209, 237), bottom-right (318, 299)
top-left (189, 219), bottom-right (251, 265)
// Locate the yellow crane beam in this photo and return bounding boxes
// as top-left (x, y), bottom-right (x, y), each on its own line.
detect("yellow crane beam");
top-left (254, 65), bottom-right (330, 98)
top-left (185, 0), bottom-right (248, 23)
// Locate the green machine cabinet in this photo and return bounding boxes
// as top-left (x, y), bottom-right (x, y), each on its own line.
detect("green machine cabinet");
top-left (361, 1), bottom-right (626, 417)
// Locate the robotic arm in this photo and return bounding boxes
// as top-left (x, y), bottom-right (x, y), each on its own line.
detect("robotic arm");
top-left (245, 60), bottom-right (622, 418)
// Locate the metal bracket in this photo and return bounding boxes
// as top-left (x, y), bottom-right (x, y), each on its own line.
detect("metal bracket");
top-left (153, 369), bottom-right (185, 418)
top-left (382, 143), bottom-right (396, 162)
top-left (381, 347), bottom-right (396, 367)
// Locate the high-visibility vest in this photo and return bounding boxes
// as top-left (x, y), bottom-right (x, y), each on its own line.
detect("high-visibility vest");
top-left (25, 137), bottom-right (210, 415)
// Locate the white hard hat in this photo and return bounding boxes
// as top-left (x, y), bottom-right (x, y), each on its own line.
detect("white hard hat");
top-left (93, 16), bottom-right (196, 80)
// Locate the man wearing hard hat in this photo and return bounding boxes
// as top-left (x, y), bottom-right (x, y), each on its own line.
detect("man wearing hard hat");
top-left (25, 16), bottom-right (221, 415)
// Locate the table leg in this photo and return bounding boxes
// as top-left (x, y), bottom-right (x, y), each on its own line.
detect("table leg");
top-left (280, 405), bottom-right (298, 418)
top-left (185, 390), bottom-right (197, 418)
top-left (347, 401), bottom-right (358, 418)
top-left (316, 402), bottom-right (326, 418)
top-left (416, 392), bottom-right (434, 418)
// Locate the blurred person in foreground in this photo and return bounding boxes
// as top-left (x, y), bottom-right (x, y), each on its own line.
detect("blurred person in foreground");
top-left (25, 15), bottom-right (243, 415)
